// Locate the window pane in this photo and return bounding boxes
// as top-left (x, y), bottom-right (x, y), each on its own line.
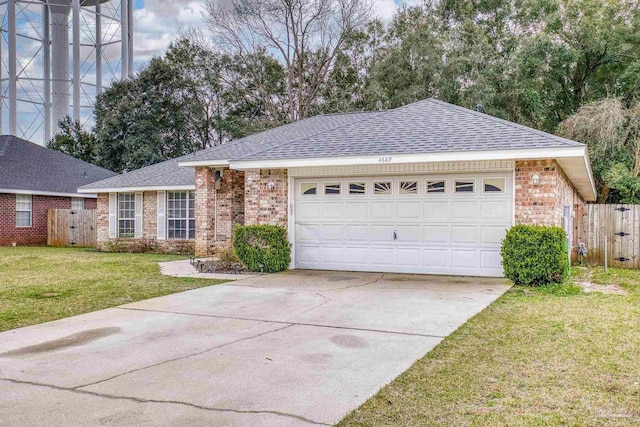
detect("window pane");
top-left (454, 180), bottom-right (475, 193)
top-left (118, 194), bottom-right (135, 237)
top-left (167, 191), bottom-right (194, 240)
top-left (426, 180), bottom-right (446, 193)
top-left (484, 178), bottom-right (505, 193)
top-left (16, 195), bottom-right (32, 227)
top-left (71, 198), bottom-right (84, 210)
top-left (300, 183), bottom-right (317, 195)
top-left (324, 183), bottom-right (341, 195)
top-left (348, 182), bottom-right (366, 195)
top-left (16, 211), bottom-right (31, 227)
top-left (373, 181), bottom-right (392, 195)
top-left (399, 181), bottom-right (418, 194)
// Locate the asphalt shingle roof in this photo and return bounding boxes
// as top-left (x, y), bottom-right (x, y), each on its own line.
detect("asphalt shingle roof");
top-left (0, 135), bottom-right (116, 195)
top-left (238, 98), bottom-right (583, 161)
top-left (81, 111), bottom-right (381, 190)
top-left (80, 98), bottom-right (585, 191)
top-left (78, 155), bottom-right (196, 191)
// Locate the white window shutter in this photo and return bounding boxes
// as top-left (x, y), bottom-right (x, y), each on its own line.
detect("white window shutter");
top-left (134, 192), bottom-right (143, 238)
top-left (108, 193), bottom-right (117, 238)
top-left (157, 191), bottom-right (166, 240)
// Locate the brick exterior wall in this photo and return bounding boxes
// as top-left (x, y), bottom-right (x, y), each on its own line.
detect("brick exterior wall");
top-left (0, 193), bottom-right (95, 246)
top-left (244, 169), bottom-right (288, 226)
top-left (514, 159), bottom-right (581, 226)
top-left (194, 168), bottom-right (245, 256)
top-left (96, 191), bottom-right (195, 254)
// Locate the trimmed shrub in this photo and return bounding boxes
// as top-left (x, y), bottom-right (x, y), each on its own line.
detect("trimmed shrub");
top-left (232, 224), bottom-right (291, 273)
top-left (501, 224), bottom-right (569, 286)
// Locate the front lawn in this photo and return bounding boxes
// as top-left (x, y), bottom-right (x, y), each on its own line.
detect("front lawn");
top-left (0, 246), bottom-right (225, 332)
top-left (340, 267), bottom-right (640, 426)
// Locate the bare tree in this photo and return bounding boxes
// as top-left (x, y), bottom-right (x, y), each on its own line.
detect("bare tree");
top-left (205, 0), bottom-right (373, 121)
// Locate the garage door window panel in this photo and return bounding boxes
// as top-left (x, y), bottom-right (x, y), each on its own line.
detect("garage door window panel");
top-left (454, 179), bottom-right (475, 194)
top-left (399, 180), bottom-right (418, 195)
top-left (426, 180), bottom-right (446, 194)
top-left (324, 182), bottom-right (341, 195)
top-left (348, 182), bottom-right (366, 195)
top-left (374, 181), bottom-right (392, 195)
top-left (301, 182), bottom-right (317, 196)
top-left (483, 178), bottom-right (506, 194)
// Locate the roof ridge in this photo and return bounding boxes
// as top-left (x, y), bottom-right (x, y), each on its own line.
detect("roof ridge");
top-left (426, 98), bottom-right (583, 147)
top-left (235, 108), bottom-right (401, 161)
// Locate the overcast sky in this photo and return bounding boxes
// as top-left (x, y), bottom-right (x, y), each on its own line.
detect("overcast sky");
top-left (132, 0), bottom-right (410, 70)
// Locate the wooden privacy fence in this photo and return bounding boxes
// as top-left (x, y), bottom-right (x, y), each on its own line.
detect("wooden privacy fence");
top-left (574, 204), bottom-right (640, 268)
top-left (48, 209), bottom-right (97, 248)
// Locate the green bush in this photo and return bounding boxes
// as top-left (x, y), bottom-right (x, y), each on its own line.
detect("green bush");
top-left (232, 224), bottom-right (291, 273)
top-left (501, 224), bottom-right (569, 286)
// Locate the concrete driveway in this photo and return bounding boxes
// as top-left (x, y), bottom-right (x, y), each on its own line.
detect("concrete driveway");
top-left (0, 270), bottom-right (510, 426)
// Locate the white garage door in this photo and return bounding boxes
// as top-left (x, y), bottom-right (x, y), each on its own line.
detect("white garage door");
top-left (293, 173), bottom-right (513, 277)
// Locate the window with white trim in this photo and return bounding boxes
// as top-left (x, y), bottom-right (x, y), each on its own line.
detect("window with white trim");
top-left (71, 197), bottom-right (84, 210)
top-left (118, 193), bottom-right (135, 238)
top-left (300, 182), bottom-right (317, 195)
top-left (426, 180), bottom-right (446, 194)
top-left (324, 182), bottom-right (341, 195)
top-left (399, 180), bottom-right (418, 194)
top-left (167, 191), bottom-right (195, 240)
top-left (454, 179), bottom-right (475, 194)
top-left (373, 181), bottom-right (392, 195)
top-left (483, 178), bottom-right (506, 193)
top-left (16, 194), bottom-right (32, 227)
top-left (348, 182), bottom-right (366, 195)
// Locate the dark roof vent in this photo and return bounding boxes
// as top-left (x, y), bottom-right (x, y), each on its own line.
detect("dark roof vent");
top-left (82, 170), bottom-right (88, 178)
top-left (476, 104), bottom-right (484, 113)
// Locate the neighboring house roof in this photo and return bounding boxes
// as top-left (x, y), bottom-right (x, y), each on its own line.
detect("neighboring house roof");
top-left (79, 111), bottom-right (381, 192)
top-left (0, 135), bottom-right (116, 198)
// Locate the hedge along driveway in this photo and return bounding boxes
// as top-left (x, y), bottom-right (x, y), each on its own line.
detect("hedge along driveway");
top-left (0, 247), bottom-right (226, 332)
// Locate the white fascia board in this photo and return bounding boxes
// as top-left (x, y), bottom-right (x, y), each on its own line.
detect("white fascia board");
top-left (77, 184), bottom-right (195, 194)
top-left (177, 159), bottom-right (229, 168)
top-left (229, 146), bottom-right (587, 170)
top-left (0, 188), bottom-right (98, 198)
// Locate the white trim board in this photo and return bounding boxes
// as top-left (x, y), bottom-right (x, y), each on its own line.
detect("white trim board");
top-left (288, 160), bottom-right (515, 178)
top-left (0, 188), bottom-right (98, 198)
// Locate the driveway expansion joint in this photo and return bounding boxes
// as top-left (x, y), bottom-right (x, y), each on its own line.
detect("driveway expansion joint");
top-left (0, 378), bottom-right (329, 426)
top-left (115, 306), bottom-right (445, 338)
top-left (72, 323), bottom-right (294, 390)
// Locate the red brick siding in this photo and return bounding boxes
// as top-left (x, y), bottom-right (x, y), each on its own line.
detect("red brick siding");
top-left (514, 159), bottom-right (584, 227)
top-left (0, 193), bottom-right (96, 246)
top-left (244, 169), bottom-right (288, 227)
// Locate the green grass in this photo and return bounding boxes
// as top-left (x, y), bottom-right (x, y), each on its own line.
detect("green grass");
top-left (0, 246), bottom-right (225, 332)
top-left (339, 267), bottom-right (640, 426)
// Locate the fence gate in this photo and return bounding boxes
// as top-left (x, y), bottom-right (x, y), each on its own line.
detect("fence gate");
top-left (48, 209), bottom-right (97, 248)
top-left (574, 204), bottom-right (640, 268)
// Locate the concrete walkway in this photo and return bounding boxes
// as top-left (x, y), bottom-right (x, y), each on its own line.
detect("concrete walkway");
top-left (158, 258), bottom-right (259, 281)
top-left (0, 271), bottom-right (511, 426)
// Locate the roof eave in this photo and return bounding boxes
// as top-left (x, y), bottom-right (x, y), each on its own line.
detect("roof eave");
top-left (229, 146), bottom-right (597, 202)
top-left (177, 159), bottom-right (230, 168)
top-left (0, 188), bottom-right (98, 198)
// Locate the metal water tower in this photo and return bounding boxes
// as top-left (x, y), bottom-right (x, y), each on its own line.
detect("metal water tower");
top-left (0, 0), bottom-right (133, 143)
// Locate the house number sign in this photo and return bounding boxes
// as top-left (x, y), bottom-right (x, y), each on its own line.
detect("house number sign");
top-left (378, 156), bottom-right (392, 163)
